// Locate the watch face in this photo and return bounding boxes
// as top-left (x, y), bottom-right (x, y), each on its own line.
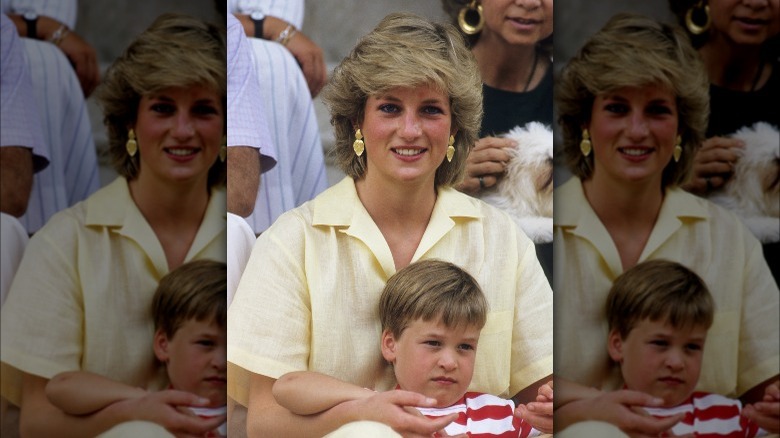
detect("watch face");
top-left (24, 11), bottom-right (38, 20)
top-left (250, 11), bottom-right (265, 21)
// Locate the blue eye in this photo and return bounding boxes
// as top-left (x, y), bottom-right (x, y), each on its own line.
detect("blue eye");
top-left (604, 103), bottom-right (628, 114)
top-left (151, 103), bottom-right (175, 114)
top-left (458, 343), bottom-right (475, 351)
top-left (650, 340), bottom-right (669, 347)
top-left (647, 105), bottom-right (673, 116)
top-left (424, 340), bottom-right (441, 347)
top-left (685, 343), bottom-right (702, 351)
top-left (193, 105), bottom-right (219, 116)
top-left (379, 103), bottom-right (400, 114)
top-left (422, 105), bottom-right (444, 115)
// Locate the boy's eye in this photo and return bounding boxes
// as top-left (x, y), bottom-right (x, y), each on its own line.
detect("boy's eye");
top-left (685, 343), bottom-right (702, 351)
top-left (197, 339), bottom-right (215, 347)
top-left (457, 343), bottom-right (475, 351)
top-left (650, 339), bottom-right (668, 347)
top-left (424, 340), bottom-right (441, 347)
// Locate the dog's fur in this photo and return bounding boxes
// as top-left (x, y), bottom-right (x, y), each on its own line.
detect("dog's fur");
top-left (480, 122), bottom-right (554, 243)
top-left (707, 122), bottom-right (780, 243)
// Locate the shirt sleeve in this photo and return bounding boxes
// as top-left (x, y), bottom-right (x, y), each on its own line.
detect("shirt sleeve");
top-left (0, 13), bottom-right (49, 172)
top-left (227, 13), bottom-right (276, 172)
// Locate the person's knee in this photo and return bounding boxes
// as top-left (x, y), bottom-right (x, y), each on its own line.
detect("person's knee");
top-left (98, 421), bottom-right (173, 438)
top-left (556, 420), bottom-right (629, 438)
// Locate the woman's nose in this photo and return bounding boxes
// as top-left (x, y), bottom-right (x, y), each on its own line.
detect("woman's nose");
top-left (626, 113), bottom-right (650, 140)
top-left (172, 113), bottom-right (195, 139)
top-left (398, 113), bottom-right (422, 140)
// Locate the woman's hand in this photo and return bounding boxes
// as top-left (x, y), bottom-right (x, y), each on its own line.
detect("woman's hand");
top-left (341, 389), bottom-right (458, 438)
top-left (743, 380), bottom-right (780, 433)
top-left (457, 136), bottom-right (515, 194)
top-left (516, 379), bottom-right (553, 433)
top-left (556, 389), bottom-right (684, 438)
top-left (110, 389), bottom-right (223, 438)
top-left (682, 136), bottom-right (744, 195)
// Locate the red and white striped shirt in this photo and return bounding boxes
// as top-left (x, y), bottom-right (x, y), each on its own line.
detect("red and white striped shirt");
top-left (417, 391), bottom-right (541, 438)
top-left (644, 391), bottom-right (767, 438)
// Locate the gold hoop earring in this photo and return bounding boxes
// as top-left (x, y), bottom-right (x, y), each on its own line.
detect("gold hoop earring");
top-left (685, 1), bottom-right (711, 35)
top-left (580, 129), bottom-right (592, 157)
top-left (219, 136), bottom-right (227, 162)
top-left (458, 0), bottom-right (484, 35)
top-left (673, 136), bottom-right (683, 162)
top-left (126, 128), bottom-right (138, 157)
top-left (446, 135), bottom-right (456, 162)
top-left (353, 128), bottom-right (365, 157)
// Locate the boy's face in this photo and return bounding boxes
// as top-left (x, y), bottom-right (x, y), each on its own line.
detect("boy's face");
top-left (154, 318), bottom-right (227, 407)
top-left (381, 318), bottom-right (480, 408)
top-left (608, 319), bottom-right (707, 407)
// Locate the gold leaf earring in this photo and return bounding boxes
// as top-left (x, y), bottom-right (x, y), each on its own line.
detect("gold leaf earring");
top-left (219, 136), bottom-right (227, 162)
top-left (126, 128), bottom-right (138, 157)
top-left (446, 135), bottom-right (455, 162)
top-left (353, 128), bottom-right (365, 157)
top-left (673, 136), bottom-right (682, 162)
top-left (580, 129), bottom-right (592, 157)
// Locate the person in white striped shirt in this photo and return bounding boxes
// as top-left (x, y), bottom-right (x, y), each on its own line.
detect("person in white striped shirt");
top-left (271, 259), bottom-right (548, 438)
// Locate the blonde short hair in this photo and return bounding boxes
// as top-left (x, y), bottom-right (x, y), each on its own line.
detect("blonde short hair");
top-left (321, 12), bottom-right (483, 187)
top-left (379, 259), bottom-right (488, 338)
top-left (152, 259), bottom-right (226, 338)
top-left (606, 259), bottom-right (714, 339)
top-left (97, 13), bottom-right (227, 188)
top-left (556, 13), bottom-right (709, 187)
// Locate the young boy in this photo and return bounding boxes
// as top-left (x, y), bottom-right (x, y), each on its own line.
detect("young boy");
top-left (45, 259), bottom-right (227, 437)
top-left (605, 259), bottom-right (769, 437)
top-left (272, 259), bottom-right (542, 437)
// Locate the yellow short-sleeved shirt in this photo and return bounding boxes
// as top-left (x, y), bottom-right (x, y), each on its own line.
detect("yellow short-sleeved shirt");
top-left (0, 177), bottom-right (227, 406)
top-left (228, 177), bottom-right (553, 406)
top-left (553, 177), bottom-right (779, 397)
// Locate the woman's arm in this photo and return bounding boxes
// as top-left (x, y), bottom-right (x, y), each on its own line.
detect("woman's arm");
top-left (20, 372), bottom-right (222, 437)
top-left (553, 378), bottom-right (684, 435)
top-left (272, 371), bottom-right (374, 415)
top-left (741, 377), bottom-right (780, 433)
top-left (45, 370), bottom-right (147, 415)
top-left (248, 372), bottom-right (456, 438)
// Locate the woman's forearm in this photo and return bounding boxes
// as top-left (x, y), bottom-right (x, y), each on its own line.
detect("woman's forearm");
top-left (273, 371), bottom-right (373, 415)
top-left (45, 371), bottom-right (147, 415)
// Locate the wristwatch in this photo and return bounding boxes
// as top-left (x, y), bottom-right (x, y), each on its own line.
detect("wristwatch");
top-left (23, 11), bottom-right (38, 39)
top-left (250, 10), bottom-right (265, 39)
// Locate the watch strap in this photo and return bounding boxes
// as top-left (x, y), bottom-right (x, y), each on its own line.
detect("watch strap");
top-left (24, 15), bottom-right (38, 38)
top-left (252, 17), bottom-right (264, 39)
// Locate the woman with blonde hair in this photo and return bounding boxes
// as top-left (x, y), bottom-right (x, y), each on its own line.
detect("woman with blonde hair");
top-left (553, 12), bottom-right (778, 436)
top-left (228, 11), bottom-right (553, 437)
top-left (0, 13), bottom-right (227, 437)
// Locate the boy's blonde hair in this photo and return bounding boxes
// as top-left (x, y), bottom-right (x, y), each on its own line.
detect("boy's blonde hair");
top-left (152, 259), bottom-right (226, 338)
top-left (606, 259), bottom-right (714, 339)
top-left (379, 259), bottom-right (487, 338)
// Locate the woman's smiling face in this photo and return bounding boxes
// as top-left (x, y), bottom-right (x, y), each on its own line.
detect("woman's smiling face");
top-left (588, 83), bottom-right (679, 188)
top-left (133, 84), bottom-right (223, 188)
top-left (359, 83), bottom-right (454, 187)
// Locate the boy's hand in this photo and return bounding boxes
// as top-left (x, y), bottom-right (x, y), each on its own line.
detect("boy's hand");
top-left (743, 380), bottom-right (780, 433)
top-left (555, 389), bottom-right (684, 437)
top-left (343, 389), bottom-right (458, 438)
top-left (515, 380), bottom-right (553, 433)
top-left (112, 389), bottom-right (224, 438)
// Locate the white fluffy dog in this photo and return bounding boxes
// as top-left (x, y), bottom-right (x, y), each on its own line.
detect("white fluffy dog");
top-left (707, 122), bottom-right (780, 243)
top-left (480, 122), bottom-right (554, 243)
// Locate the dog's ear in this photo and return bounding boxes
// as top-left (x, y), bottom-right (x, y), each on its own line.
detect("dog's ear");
top-left (535, 158), bottom-right (554, 193)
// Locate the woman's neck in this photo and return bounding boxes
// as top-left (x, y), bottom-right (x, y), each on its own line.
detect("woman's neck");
top-left (581, 174), bottom-right (664, 227)
top-left (472, 34), bottom-right (541, 92)
top-left (128, 174), bottom-right (210, 229)
top-left (699, 37), bottom-right (768, 91)
top-left (354, 174), bottom-right (437, 230)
